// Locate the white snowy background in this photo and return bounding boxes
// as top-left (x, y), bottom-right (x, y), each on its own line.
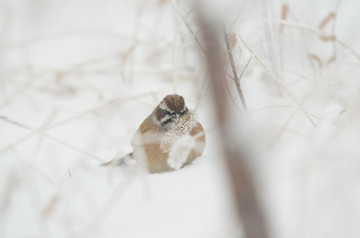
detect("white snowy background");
top-left (1, 0), bottom-right (360, 238)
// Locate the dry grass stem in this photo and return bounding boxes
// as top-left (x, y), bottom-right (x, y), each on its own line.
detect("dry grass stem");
top-left (0, 115), bottom-right (104, 162)
top-left (172, 3), bottom-right (206, 53)
top-left (238, 34), bottom-right (317, 127)
top-left (279, 4), bottom-right (289, 33)
top-left (224, 30), bottom-right (248, 110)
top-left (318, 12), bottom-right (336, 29)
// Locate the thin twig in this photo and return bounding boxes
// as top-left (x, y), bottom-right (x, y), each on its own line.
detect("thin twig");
top-left (224, 29), bottom-right (247, 110)
top-left (336, 38), bottom-right (360, 60)
top-left (172, 3), bottom-right (206, 54)
top-left (18, 156), bottom-right (55, 185)
top-left (0, 30), bottom-right (126, 52)
top-left (251, 104), bottom-right (320, 120)
top-left (238, 34), bottom-right (317, 127)
top-left (267, 18), bottom-right (360, 61)
top-left (238, 56), bottom-right (253, 83)
top-left (0, 115), bottom-right (104, 162)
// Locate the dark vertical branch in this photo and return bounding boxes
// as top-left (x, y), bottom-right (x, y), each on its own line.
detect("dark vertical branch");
top-left (198, 13), bottom-right (270, 238)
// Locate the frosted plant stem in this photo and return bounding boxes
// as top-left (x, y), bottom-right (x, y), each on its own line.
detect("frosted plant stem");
top-left (238, 34), bottom-right (316, 127)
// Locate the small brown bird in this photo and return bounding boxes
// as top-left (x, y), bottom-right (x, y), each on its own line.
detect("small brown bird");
top-left (103, 94), bottom-right (206, 173)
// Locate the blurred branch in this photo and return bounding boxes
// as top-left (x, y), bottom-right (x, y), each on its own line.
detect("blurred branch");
top-left (197, 11), bottom-right (270, 238)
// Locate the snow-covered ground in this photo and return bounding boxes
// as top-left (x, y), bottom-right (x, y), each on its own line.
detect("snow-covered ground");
top-left (1, 0), bottom-right (360, 237)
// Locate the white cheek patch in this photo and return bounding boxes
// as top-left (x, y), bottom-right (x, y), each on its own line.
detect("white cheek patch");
top-left (160, 115), bottom-right (172, 124)
top-left (159, 101), bottom-right (166, 110)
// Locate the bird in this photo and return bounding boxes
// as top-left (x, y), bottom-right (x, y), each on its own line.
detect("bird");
top-left (102, 94), bottom-right (206, 173)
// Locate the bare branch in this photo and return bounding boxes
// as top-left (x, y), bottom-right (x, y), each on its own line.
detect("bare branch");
top-left (198, 10), bottom-right (270, 238)
top-left (224, 30), bottom-right (247, 110)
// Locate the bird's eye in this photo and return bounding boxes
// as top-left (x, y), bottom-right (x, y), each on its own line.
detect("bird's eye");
top-left (178, 108), bottom-right (187, 116)
top-left (165, 110), bottom-right (178, 117)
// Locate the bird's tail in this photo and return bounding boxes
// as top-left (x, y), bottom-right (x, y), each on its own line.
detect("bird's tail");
top-left (100, 152), bottom-right (134, 167)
